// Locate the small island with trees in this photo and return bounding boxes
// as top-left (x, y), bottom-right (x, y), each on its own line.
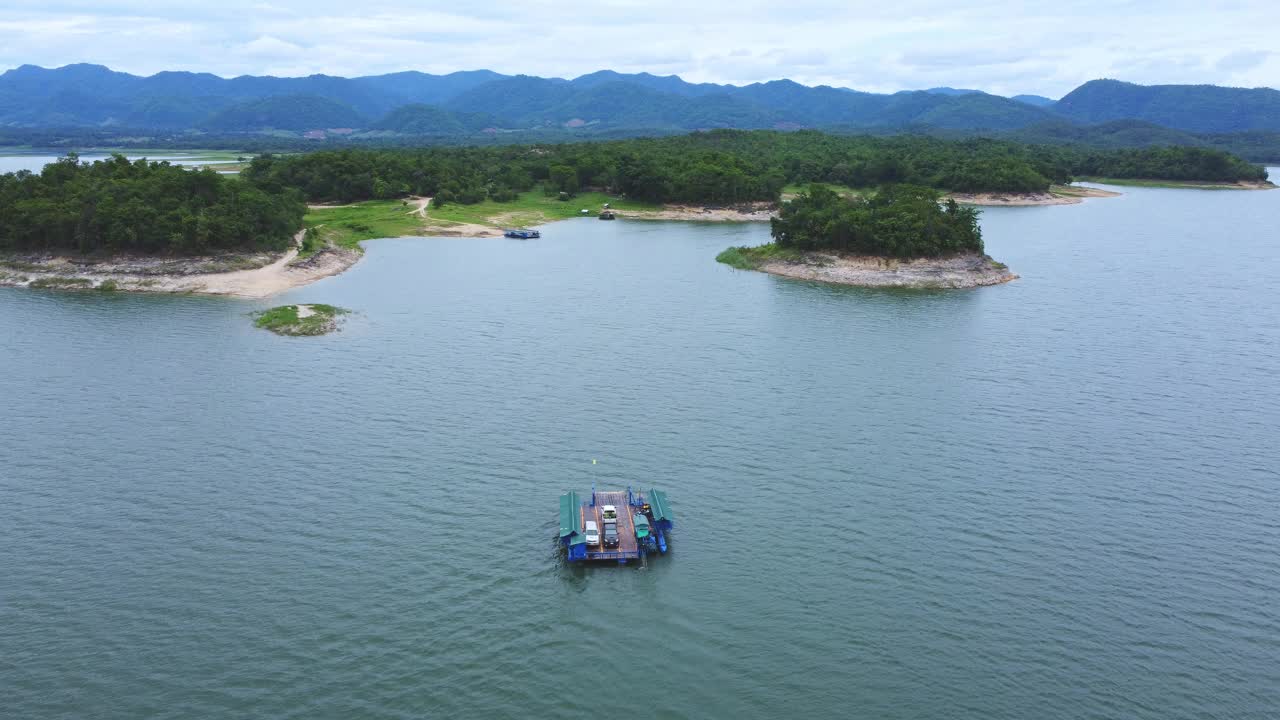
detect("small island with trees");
top-left (253, 303), bottom-right (349, 336)
top-left (717, 184), bottom-right (1016, 289)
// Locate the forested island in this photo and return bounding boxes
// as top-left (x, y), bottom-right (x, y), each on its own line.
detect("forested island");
top-left (717, 184), bottom-right (1016, 289)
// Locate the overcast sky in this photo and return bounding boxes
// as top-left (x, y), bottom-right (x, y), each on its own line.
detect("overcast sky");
top-left (1, 1), bottom-right (1276, 97)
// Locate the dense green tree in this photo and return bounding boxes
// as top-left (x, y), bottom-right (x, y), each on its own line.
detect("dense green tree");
top-left (771, 184), bottom-right (983, 258)
top-left (547, 164), bottom-right (579, 195)
top-left (0, 154), bottom-right (303, 255)
top-left (240, 131), bottom-right (1266, 208)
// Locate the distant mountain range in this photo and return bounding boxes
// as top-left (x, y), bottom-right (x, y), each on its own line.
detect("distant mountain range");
top-left (1, 64), bottom-right (1278, 143)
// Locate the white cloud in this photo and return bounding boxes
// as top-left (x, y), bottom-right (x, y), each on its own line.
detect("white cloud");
top-left (1216, 49), bottom-right (1270, 73)
top-left (0, 1), bottom-right (1277, 96)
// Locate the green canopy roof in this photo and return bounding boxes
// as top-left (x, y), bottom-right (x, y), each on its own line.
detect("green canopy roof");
top-left (647, 489), bottom-right (673, 523)
top-left (559, 491), bottom-right (582, 538)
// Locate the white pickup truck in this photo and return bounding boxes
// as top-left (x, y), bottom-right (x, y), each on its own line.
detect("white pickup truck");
top-left (601, 505), bottom-right (618, 521)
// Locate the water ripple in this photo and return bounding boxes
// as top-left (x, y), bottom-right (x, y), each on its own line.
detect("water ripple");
top-left (3, 185), bottom-right (1280, 718)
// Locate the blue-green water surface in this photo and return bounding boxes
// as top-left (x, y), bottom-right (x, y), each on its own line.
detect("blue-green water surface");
top-left (2, 178), bottom-right (1279, 719)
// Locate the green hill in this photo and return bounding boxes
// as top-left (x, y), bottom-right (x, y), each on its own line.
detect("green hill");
top-left (371, 104), bottom-right (490, 134)
top-left (203, 95), bottom-right (366, 131)
top-left (1012, 94), bottom-right (1055, 107)
top-left (1, 64), bottom-right (1278, 149)
top-left (1054, 79), bottom-right (1280, 133)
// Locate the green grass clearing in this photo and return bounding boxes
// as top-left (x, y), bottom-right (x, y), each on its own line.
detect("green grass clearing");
top-left (303, 200), bottom-right (426, 250)
top-left (304, 191), bottom-right (661, 248)
top-left (427, 190), bottom-right (659, 227)
top-left (715, 243), bottom-right (803, 270)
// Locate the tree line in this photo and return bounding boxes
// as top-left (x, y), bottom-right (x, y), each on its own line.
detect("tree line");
top-left (771, 184), bottom-right (984, 258)
top-left (243, 130), bottom-right (1268, 207)
top-left (0, 155), bottom-right (304, 255)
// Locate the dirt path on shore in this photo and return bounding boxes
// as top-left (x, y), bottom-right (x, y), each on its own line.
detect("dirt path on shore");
top-left (405, 195), bottom-right (501, 237)
top-left (409, 196), bottom-right (431, 217)
top-left (197, 231), bottom-right (303, 296)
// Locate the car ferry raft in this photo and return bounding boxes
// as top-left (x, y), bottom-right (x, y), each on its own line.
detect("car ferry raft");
top-left (558, 487), bottom-right (672, 564)
top-left (504, 228), bottom-right (540, 239)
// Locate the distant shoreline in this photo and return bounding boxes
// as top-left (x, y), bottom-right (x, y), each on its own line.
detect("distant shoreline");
top-left (0, 175), bottom-right (1255, 297)
top-left (1074, 177), bottom-right (1277, 191)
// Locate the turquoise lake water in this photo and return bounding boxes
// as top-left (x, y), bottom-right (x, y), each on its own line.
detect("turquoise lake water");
top-left (2, 176), bottom-right (1279, 718)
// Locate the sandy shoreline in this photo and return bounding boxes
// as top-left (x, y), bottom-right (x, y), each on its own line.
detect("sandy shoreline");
top-left (948, 185), bottom-right (1121, 206)
top-left (0, 229), bottom-right (361, 298)
top-left (756, 252), bottom-right (1018, 289)
top-left (619, 202), bottom-right (779, 222)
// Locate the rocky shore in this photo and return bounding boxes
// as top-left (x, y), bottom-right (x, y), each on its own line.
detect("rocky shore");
top-left (739, 251), bottom-right (1018, 289)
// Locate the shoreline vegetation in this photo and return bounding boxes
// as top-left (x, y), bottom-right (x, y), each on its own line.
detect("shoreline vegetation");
top-left (0, 132), bottom-right (1273, 296)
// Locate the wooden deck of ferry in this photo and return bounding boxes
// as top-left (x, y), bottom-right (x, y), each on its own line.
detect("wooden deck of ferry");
top-left (581, 491), bottom-right (639, 560)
